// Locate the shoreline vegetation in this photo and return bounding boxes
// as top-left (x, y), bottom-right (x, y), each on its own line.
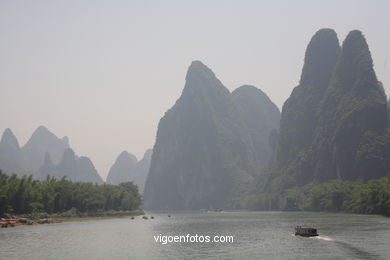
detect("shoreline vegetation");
top-left (0, 172), bottom-right (143, 227)
top-left (1, 173), bottom-right (389, 223)
top-left (244, 177), bottom-right (390, 217)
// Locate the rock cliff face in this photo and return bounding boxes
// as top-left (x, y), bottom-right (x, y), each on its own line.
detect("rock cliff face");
top-left (310, 30), bottom-right (390, 182)
top-left (276, 29), bottom-right (340, 168)
top-left (144, 61), bottom-right (279, 210)
top-left (133, 149), bottom-right (152, 193)
top-left (269, 29), bottom-right (390, 189)
top-left (232, 85), bottom-right (280, 168)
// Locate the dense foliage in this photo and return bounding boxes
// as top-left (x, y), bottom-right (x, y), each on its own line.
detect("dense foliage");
top-left (0, 172), bottom-right (141, 217)
top-left (244, 177), bottom-right (390, 216)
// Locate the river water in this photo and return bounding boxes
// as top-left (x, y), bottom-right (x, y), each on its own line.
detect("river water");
top-left (0, 211), bottom-right (389, 259)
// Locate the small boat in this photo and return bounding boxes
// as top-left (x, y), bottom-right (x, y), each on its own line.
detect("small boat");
top-left (142, 216), bottom-right (148, 220)
top-left (295, 226), bottom-right (318, 237)
top-left (130, 216), bottom-right (134, 220)
top-left (150, 216), bottom-right (154, 219)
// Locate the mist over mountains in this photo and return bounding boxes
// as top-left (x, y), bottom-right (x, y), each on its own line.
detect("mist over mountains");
top-left (143, 28), bottom-right (390, 210)
top-left (0, 126), bottom-right (103, 183)
top-left (0, 126), bottom-right (151, 188)
top-left (268, 29), bottom-right (390, 191)
top-left (1, 28), bottom-right (389, 212)
top-left (143, 61), bottom-right (280, 210)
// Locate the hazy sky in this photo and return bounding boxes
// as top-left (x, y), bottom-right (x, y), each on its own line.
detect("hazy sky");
top-left (1, 0), bottom-right (389, 179)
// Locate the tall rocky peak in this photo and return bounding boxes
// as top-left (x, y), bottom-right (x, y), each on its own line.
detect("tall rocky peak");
top-left (276, 29), bottom-right (340, 167)
top-left (22, 125), bottom-right (69, 170)
top-left (144, 61), bottom-right (261, 210)
top-left (320, 30), bottom-right (385, 118)
top-left (312, 30), bottom-right (390, 181)
top-left (269, 29), bottom-right (390, 191)
top-left (319, 30), bottom-right (388, 133)
top-left (232, 85), bottom-right (281, 168)
top-left (1, 128), bottom-right (20, 149)
top-left (179, 61), bottom-right (231, 110)
top-left (299, 28), bottom-right (340, 88)
top-left (106, 151), bottom-right (138, 185)
top-left (184, 60), bottom-right (223, 92)
top-left (332, 30), bottom-right (376, 90)
top-left (0, 128), bottom-right (24, 176)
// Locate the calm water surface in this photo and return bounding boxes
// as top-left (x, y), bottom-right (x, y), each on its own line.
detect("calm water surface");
top-left (0, 211), bottom-right (389, 260)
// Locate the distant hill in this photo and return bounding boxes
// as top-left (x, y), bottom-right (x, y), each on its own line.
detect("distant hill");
top-left (21, 126), bottom-right (69, 171)
top-left (106, 149), bottom-right (152, 193)
top-left (106, 151), bottom-right (138, 185)
top-left (0, 126), bottom-right (103, 184)
top-left (0, 129), bottom-right (25, 177)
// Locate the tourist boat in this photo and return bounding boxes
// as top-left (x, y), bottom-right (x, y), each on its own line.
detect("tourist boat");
top-left (295, 226), bottom-right (318, 237)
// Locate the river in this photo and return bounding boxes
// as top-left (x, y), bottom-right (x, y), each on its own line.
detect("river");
top-left (0, 211), bottom-right (389, 259)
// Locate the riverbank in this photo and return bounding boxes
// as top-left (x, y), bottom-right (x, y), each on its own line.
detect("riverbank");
top-left (1, 209), bottom-right (144, 228)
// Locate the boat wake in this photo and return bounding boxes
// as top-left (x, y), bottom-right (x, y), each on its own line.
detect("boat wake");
top-left (315, 235), bottom-right (333, 241)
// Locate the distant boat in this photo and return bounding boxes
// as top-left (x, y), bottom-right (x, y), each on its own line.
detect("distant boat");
top-left (142, 216), bottom-right (148, 220)
top-left (295, 226), bottom-right (318, 237)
